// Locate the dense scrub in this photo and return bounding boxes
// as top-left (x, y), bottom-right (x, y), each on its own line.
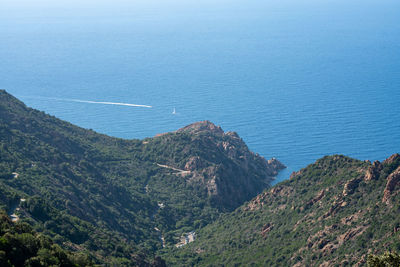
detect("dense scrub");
top-left (0, 90), bottom-right (282, 265)
top-left (167, 154), bottom-right (400, 266)
top-left (0, 211), bottom-right (93, 266)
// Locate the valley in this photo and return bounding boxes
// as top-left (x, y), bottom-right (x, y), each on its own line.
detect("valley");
top-left (0, 90), bottom-right (285, 265)
top-left (1, 90), bottom-right (399, 266)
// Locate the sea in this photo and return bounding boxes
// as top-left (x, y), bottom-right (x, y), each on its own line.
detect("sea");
top-left (1, 0), bottom-right (399, 184)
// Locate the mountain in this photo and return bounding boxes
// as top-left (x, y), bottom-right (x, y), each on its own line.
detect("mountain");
top-left (0, 90), bottom-right (284, 265)
top-left (5, 89), bottom-right (397, 266)
top-left (167, 154), bottom-right (400, 266)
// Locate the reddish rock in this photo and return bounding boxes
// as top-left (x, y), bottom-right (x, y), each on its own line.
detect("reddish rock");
top-left (261, 223), bottom-right (274, 238)
top-left (383, 153), bottom-right (400, 165)
top-left (225, 131), bottom-right (240, 139)
top-left (382, 166), bottom-right (400, 204)
top-left (338, 226), bottom-right (367, 244)
top-left (290, 170), bottom-right (302, 179)
top-left (341, 211), bottom-right (362, 225)
top-left (343, 177), bottom-right (362, 196)
top-left (364, 160), bottom-right (382, 181)
top-left (175, 121), bottom-right (286, 210)
top-left (305, 189), bottom-right (325, 208)
top-left (177, 120), bottom-right (224, 135)
top-left (184, 156), bottom-right (205, 171)
top-left (323, 199), bottom-right (344, 218)
top-left (154, 132), bottom-right (168, 137)
top-left (245, 193), bottom-right (266, 211)
top-left (245, 185), bottom-right (294, 211)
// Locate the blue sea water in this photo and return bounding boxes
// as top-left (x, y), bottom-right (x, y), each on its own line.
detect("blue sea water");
top-left (1, 0), bottom-right (400, 184)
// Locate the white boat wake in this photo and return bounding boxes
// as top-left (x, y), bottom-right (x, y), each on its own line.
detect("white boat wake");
top-left (22, 96), bottom-right (152, 108)
top-left (68, 99), bottom-right (152, 108)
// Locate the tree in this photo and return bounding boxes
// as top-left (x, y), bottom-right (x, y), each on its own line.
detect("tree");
top-left (368, 251), bottom-right (400, 267)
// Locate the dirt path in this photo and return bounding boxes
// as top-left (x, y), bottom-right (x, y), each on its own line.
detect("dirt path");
top-left (156, 163), bottom-right (191, 176)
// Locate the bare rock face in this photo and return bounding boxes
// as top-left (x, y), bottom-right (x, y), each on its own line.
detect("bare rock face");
top-left (383, 153), bottom-right (400, 165)
top-left (177, 120), bottom-right (224, 135)
top-left (306, 189), bottom-right (325, 208)
top-left (290, 170), bottom-right (303, 179)
top-left (323, 198), bottom-right (346, 219)
top-left (174, 121), bottom-right (286, 211)
top-left (382, 166), bottom-right (400, 204)
top-left (343, 177), bottom-right (362, 196)
top-left (184, 156), bottom-right (205, 171)
top-left (338, 226), bottom-right (368, 244)
top-left (261, 223), bottom-right (274, 238)
top-left (244, 185), bottom-right (294, 211)
top-left (364, 160), bottom-right (382, 181)
top-left (267, 158), bottom-right (286, 173)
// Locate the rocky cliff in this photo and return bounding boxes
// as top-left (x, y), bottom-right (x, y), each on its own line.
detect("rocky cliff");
top-left (168, 154), bottom-right (400, 266)
top-left (0, 90), bottom-right (284, 265)
top-left (168, 120), bottom-right (286, 210)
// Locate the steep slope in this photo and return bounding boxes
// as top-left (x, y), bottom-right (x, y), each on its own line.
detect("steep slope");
top-left (146, 120), bottom-right (284, 212)
top-left (0, 210), bottom-right (93, 266)
top-left (168, 154), bottom-right (400, 266)
top-left (0, 90), bottom-right (284, 264)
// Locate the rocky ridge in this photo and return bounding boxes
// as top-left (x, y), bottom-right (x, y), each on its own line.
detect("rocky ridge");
top-left (0, 90), bottom-right (285, 265)
top-left (150, 120), bottom-right (286, 210)
top-left (168, 154), bottom-right (400, 266)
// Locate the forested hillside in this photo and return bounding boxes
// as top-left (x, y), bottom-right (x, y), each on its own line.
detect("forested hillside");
top-left (168, 154), bottom-right (400, 266)
top-left (1, 90), bottom-right (399, 266)
top-left (0, 90), bottom-right (284, 265)
top-left (0, 210), bottom-right (93, 266)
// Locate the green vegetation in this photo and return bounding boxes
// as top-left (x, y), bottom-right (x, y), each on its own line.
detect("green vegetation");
top-left (368, 251), bottom-right (400, 267)
top-left (0, 90), bottom-right (282, 265)
top-left (167, 154), bottom-right (400, 266)
top-left (0, 210), bottom-right (93, 266)
top-left (3, 90), bottom-right (398, 266)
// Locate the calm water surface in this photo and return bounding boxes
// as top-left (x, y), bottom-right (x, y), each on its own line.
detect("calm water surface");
top-left (1, 0), bottom-right (399, 183)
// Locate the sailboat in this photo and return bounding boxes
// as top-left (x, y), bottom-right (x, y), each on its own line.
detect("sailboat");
top-left (172, 107), bottom-right (176, 115)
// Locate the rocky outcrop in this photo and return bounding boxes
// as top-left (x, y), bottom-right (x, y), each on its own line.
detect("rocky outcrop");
top-left (305, 189), bottom-right (325, 209)
top-left (245, 185), bottom-right (294, 211)
top-left (343, 177), bottom-right (362, 196)
top-left (177, 120), bottom-right (224, 135)
top-left (246, 194), bottom-right (265, 211)
top-left (270, 185), bottom-right (294, 197)
top-left (338, 226), bottom-right (368, 244)
top-left (364, 154), bottom-right (400, 183)
top-left (267, 158), bottom-right (286, 172)
top-left (382, 166), bottom-right (400, 204)
top-left (364, 160), bottom-right (382, 181)
top-left (173, 121), bottom-right (286, 211)
top-left (290, 170), bottom-right (303, 179)
top-left (340, 211), bottom-right (362, 226)
top-left (323, 198), bottom-right (346, 219)
top-left (184, 156), bottom-right (205, 171)
top-left (306, 224), bottom-right (338, 253)
top-left (261, 223), bottom-right (274, 238)
top-left (383, 153), bottom-right (400, 165)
